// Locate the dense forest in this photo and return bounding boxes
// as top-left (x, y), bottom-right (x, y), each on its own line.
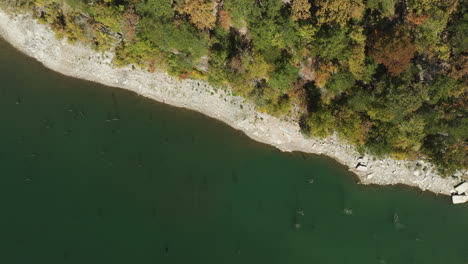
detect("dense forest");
top-left (2, 0), bottom-right (466, 175)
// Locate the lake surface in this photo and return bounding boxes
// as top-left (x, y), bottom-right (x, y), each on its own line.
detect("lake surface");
top-left (0, 39), bottom-right (467, 264)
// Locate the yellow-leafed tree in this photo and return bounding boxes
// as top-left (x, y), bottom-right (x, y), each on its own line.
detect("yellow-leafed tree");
top-left (291, 0), bottom-right (311, 21)
top-left (175, 0), bottom-right (216, 30)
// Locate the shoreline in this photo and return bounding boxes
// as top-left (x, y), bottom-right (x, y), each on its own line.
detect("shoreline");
top-left (0, 11), bottom-right (463, 196)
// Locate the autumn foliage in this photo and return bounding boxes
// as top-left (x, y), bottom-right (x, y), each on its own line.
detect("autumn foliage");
top-left (175, 0), bottom-right (216, 30)
top-left (369, 31), bottom-right (416, 76)
top-left (406, 12), bottom-right (430, 26)
top-left (123, 7), bottom-right (140, 43)
top-left (314, 62), bottom-right (337, 87)
top-left (315, 0), bottom-right (365, 26)
top-left (291, 0), bottom-right (311, 21)
top-left (218, 9), bottom-right (231, 30)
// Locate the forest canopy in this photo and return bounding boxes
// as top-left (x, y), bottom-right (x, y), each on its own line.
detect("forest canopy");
top-left (2, 0), bottom-right (466, 175)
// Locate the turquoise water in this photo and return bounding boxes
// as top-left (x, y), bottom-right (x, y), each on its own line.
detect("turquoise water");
top-left (0, 40), bottom-right (467, 264)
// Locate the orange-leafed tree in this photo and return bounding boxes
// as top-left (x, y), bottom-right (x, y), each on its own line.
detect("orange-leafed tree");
top-left (218, 9), bottom-right (231, 30)
top-left (369, 31), bottom-right (416, 76)
top-left (314, 62), bottom-right (337, 87)
top-left (406, 12), bottom-right (430, 26)
top-left (123, 7), bottom-right (140, 43)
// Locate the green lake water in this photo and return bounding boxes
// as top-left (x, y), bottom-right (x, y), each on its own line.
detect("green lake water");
top-left (0, 39), bottom-right (467, 264)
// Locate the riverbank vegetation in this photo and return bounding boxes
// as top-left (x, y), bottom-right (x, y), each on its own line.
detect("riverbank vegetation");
top-left (1, 0), bottom-right (466, 175)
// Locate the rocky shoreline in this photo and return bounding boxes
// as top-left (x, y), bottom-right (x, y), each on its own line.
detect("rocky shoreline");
top-left (0, 10), bottom-right (464, 197)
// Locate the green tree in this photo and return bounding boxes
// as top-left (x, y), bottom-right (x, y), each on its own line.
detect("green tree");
top-left (387, 115), bottom-right (426, 157)
top-left (365, 0), bottom-right (396, 17)
top-left (305, 108), bottom-right (336, 138)
top-left (314, 26), bottom-right (351, 61)
top-left (326, 71), bottom-right (355, 93)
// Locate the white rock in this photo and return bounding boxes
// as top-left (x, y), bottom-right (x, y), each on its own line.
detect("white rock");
top-left (452, 195), bottom-right (468, 204)
top-left (357, 165), bottom-right (368, 172)
top-left (455, 182), bottom-right (468, 194)
top-left (357, 157), bottom-right (369, 166)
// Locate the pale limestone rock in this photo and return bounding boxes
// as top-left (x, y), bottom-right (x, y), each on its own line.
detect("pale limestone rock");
top-left (452, 195), bottom-right (468, 204)
top-left (455, 182), bottom-right (468, 194)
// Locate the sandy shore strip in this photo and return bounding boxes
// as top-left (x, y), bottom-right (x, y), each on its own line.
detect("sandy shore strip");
top-left (0, 10), bottom-right (464, 196)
